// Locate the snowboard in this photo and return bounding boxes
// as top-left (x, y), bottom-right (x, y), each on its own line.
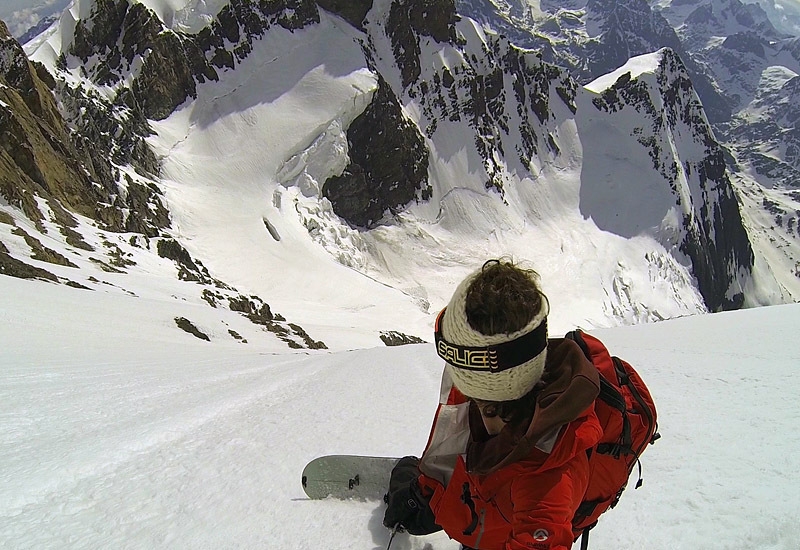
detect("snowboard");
top-left (301, 455), bottom-right (401, 500)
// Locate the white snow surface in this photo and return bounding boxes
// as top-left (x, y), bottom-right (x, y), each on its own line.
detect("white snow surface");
top-left (1, 274), bottom-right (799, 549)
top-left (584, 51), bottom-right (664, 93)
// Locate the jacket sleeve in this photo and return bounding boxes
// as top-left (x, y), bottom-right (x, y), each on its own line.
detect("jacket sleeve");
top-left (505, 453), bottom-right (590, 550)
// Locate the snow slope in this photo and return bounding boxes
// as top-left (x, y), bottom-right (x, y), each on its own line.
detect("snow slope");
top-left (1, 273), bottom-right (799, 549)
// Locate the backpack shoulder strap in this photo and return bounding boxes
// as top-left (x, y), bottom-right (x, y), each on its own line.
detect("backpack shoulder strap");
top-left (564, 330), bottom-right (625, 412)
top-left (564, 329), bottom-right (591, 357)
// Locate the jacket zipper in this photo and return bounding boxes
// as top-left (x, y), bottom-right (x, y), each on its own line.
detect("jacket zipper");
top-left (474, 508), bottom-right (486, 548)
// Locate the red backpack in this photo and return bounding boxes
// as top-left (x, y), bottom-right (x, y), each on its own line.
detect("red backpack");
top-left (565, 330), bottom-right (660, 546)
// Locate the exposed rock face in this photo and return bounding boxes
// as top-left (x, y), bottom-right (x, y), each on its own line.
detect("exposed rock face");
top-left (458, 0), bottom-right (797, 197)
top-left (316, 0), bottom-right (374, 28)
top-left (193, 0), bottom-right (319, 74)
top-left (404, 25), bottom-right (576, 193)
top-left (321, 1), bottom-right (572, 228)
top-left (386, 0), bottom-right (458, 87)
top-left (1, 16), bottom-right (169, 240)
top-left (1, 20), bottom-right (162, 240)
top-left (721, 32), bottom-right (767, 58)
top-left (69, 0), bottom-right (321, 121)
top-left (1, 21), bottom-right (91, 220)
top-left (322, 78), bottom-right (431, 228)
top-left (70, 0), bottom-right (203, 120)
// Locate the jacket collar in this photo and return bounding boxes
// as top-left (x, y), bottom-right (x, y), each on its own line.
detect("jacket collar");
top-left (466, 337), bottom-right (600, 475)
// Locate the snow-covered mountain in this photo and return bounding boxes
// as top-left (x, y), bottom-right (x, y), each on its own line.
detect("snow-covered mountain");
top-left (0, 0), bottom-right (798, 352)
top-left (458, 0), bottom-right (734, 122)
top-left (0, 0), bottom-right (70, 40)
top-left (2, 271), bottom-right (799, 549)
top-left (456, 0), bottom-right (800, 307)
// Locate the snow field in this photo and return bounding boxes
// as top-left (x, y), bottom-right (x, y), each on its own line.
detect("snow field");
top-left (2, 271), bottom-right (799, 549)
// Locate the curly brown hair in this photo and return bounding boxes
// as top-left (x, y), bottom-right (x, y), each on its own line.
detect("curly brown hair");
top-left (465, 258), bottom-right (547, 336)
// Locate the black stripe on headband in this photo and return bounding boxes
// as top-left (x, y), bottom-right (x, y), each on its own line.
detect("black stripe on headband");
top-left (434, 308), bottom-right (548, 373)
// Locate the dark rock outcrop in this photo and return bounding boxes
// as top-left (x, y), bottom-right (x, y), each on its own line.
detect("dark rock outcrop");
top-left (174, 317), bottom-right (211, 341)
top-left (322, 78), bottom-right (431, 228)
top-left (317, 0), bottom-right (373, 28)
top-left (0, 239), bottom-right (59, 281)
top-left (385, 0), bottom-right (458, 87)
top-left (380, 331), bottom-right (425, 346)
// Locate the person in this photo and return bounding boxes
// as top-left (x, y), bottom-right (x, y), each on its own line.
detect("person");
top-left (383, 258), bottom-right (603, 549)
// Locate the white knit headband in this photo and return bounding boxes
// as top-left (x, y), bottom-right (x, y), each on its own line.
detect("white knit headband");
top-left (438, 268), bottom-right (549, 401)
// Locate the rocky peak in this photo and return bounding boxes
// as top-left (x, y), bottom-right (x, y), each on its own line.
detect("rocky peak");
top-left (67, 0), bottom-right (200, 120)
top-left (589, 48), bottom-right (753, 310)
top-left (682, 1), bottom-right (713, 25)
top-left (583, 0), bottom-right (732, 121)
top-left (681, 0), bottom-right (784, 50)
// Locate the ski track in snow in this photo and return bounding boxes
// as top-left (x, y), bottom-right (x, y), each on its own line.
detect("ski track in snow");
top-left (2, 286), bottom-right (800, 549)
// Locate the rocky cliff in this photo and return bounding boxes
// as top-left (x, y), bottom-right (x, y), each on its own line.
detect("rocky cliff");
top-left (0, 19), bottom-right (167, 246)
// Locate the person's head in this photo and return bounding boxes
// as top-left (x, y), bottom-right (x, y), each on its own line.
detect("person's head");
top-left (435, 259), bottom-right (549, 428)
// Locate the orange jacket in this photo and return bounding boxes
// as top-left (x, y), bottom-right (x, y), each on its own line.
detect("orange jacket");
top-left (418, 338), bottom-right (602, 550)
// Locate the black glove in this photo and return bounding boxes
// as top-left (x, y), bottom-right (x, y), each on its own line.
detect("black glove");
top-left (383, 456), bottom-right (442, 535)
